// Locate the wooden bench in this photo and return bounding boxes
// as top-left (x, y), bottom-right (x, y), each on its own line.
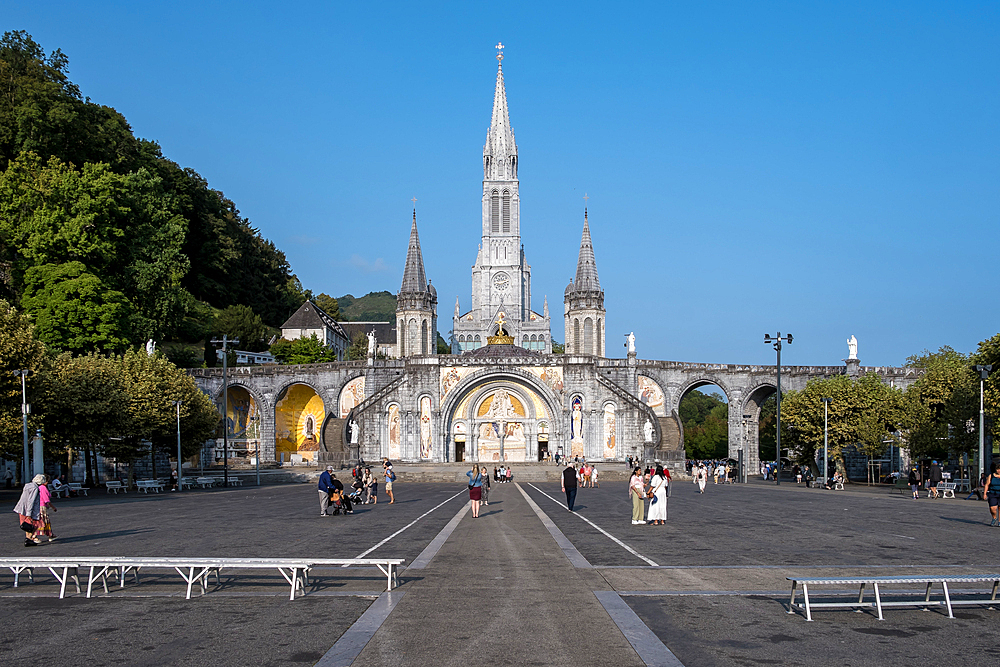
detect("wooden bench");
top-left (105, 480), bottom-right (127, 494)
top-left (936, 482), bottom-right (957, 499)
top-left (787, 574), bottom-right (1000, 621)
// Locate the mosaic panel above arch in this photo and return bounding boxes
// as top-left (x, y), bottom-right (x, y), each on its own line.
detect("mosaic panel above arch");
top-left (637, 375), bottom-right (666, 416)
top-left (339, 377), bottom-right (365, 418)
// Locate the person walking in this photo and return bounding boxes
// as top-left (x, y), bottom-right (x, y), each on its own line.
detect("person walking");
top-left (646, 465), bottom-right (669, 526)
top-left (591, 465), bottom-right (599, 489)
top-left (928, 461), bottom-right (943, 498)
top-left (13, 474), bottom-right (45, 546)
top-left (467, 465), bottom-right (484, 518)
top-left (318, 465), bottom-right (336, 516)
top-left (506, 466), bottom-right (512, 484)
top-left (365, 467), bottom-right (378, 505)
top-left (35, 477), bottom-right (57, 541)
top-left (908, 465), bottom-right (921, 500)
top-left (985, 461), bottom-right (1000, 526)
top-left (695, 463), bottom-right (707, 494)
top-left (4, 467), bottom-right (14, 489)
top-left (562, 463), bottom-right (578, 511)
top-left (629, 467), bottom-right (646, 525)
top-left (383, 460), bottom-right (396, 504)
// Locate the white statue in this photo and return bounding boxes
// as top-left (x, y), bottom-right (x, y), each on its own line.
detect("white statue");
top-left (643, 418), bottom-right (654, 443)
top-left (145, 339), bottom-right (156, 356)
top-left (847, 335), bottom-right (858, 360)
top-left (349, 418), bottom-right (359, 444)
top-left (626, 332), bottom-right (636, 355)
top-left (367, 329), bottom-right (377, 357)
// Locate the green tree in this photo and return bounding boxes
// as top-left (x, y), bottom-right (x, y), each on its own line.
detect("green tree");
top-left (972, 333), bottom-right (1000, 443)
top-left (551, 340), bottom-right (565, 354)
top-left (902, 347), bottom-right (978, 460)
top-left (21, 262), bottom-right (132, 353)
top-left (213, 305), bottom-right (269, 352)
top-left (679, 390), bottom-right (728, 459)
top-left (270, 335), bottom-right (338, 365)
top-left (0, 300), bottom-right (47, 473)
top-left (346, 332), bottom-right (368, 361)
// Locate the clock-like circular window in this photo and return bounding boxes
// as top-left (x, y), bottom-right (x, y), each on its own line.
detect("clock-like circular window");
top-left (492, 272), bottom-right (511, 292)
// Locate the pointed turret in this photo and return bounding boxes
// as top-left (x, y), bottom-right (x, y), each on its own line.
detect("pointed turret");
top-left (573, 210), bottom-right (601, 292)
top-left (400, 210), bottom-right (427, 293)
top-left (455, 296), bottom-right (461, 317)
top-left (396, 208), bottom-right (437, 356)
top-left (564, 209), bottom-right (605, 356)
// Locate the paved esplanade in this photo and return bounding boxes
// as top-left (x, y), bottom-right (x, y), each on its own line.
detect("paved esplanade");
top-left (341, 482), bottom-right (661, 666)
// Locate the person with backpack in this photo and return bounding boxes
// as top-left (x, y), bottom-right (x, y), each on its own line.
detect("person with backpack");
top-left (908, 465), bottom-right (921, 500)
top-left (383, 459), bottom-right (396, 504)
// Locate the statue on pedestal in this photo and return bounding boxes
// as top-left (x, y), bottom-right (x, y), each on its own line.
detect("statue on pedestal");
top-left (367, 329), bottom-right (377, 357)
top-left (643, 418), bottom-right (654, 443)
top-left (145, 339), bottom-right (156, 356)
top-left (847, 335), bottom-right (858, 360)
top-left (626, 332), bottom-right (636, 355)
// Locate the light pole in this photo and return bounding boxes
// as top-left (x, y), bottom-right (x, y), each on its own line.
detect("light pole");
top-left (764, 332), bottom-right (792, 485)
top-left (11, 370), bottom-right (31, 485)
top-left (976, 364), bottom-right (992, 480)
top-left (173, 401), bottom-right (182, 491)
top-left (821, 397), bottom-right (832, 485)
top-left (210, 335), bottom-right (238, 488)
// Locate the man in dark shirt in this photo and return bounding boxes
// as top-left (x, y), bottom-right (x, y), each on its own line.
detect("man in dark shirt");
top-left (318, 466), bottom-right (335, 516)
top-left (562, 465), bottom-right (578, 511)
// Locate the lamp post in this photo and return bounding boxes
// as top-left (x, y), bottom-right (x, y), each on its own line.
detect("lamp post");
top-left (821, 397), bottom-right (832, 485)
top-left (11, 370), bottom-right (31, 485)
top-left (173, 401), bottom-right (182, 491)
top-left (976, 364), bottom-right (993, 479)
top-left (210, 335), bottom-right (239, 488)
top-left (764, 332), bottom-right (792, 485)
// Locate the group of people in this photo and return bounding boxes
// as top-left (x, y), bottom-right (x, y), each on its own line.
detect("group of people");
top-left (317, 458), bottom-right (396, 516)
top-left (493, 466), bottom-right (513, 483)
top-left (13, 474), bottom-right (58, 547)
top-left (687, 460), bottom-right (738, 485)
top-left (629, 465), bottom-right (670, 525)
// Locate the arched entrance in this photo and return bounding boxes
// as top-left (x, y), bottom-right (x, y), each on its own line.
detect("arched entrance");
top-left (443, 371), bottom-right (561, 463)
top-left (742, 383), bottom-right (777, 474)
top-left (677, 381), bottom-right (730, 461)
top-left (274, 383), bottom-right (325, 464)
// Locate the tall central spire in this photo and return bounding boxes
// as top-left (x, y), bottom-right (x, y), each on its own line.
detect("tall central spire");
top-left (484, 44), bottom-right (517, 181)
top-left (573, 210), bottom-right (601, 291)
top-left (400, 209), bottom-right (427, 293)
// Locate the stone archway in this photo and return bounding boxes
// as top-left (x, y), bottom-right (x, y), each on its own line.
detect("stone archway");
top-left (673, 378), bottom-right (733, 462)
top-left (214, 382), bottom-right (268, 464)
top-left (741, 383), bottom-right (777, 475)
top-left (274, 382), bottom-right (326, 465)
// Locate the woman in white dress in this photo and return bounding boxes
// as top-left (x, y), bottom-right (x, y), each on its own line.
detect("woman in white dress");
top-left (646, 465), bottom-right (669, 525)
top-left (696, 463), bottom-right (708, 494)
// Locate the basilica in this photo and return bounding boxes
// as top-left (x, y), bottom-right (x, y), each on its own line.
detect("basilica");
top-left (191, 49), bottom-right (917, 474)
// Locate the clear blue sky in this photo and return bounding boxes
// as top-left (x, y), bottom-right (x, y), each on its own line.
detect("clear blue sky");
top-left (7, 1), bottom-right (998, 366)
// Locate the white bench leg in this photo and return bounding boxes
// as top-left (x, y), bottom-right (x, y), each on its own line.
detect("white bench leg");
top-left (942, 582), bottom-right (954, 619)
top-left (787, 581), bottom-right (797, 614)
top-left (873, 583), bottom-right (884, 620)
top-left (803, 583), bottom-right (813, 622)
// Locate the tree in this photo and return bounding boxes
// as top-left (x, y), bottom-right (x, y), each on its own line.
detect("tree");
top-left (902, 347), bottom-right (978, 461)
top-left (972, 333), bottom-right (1000, 442)
top-left (270, 335), bottom-right (338, 365)
top-left (551, 340), bottom-right (565, 354)
top-left (213, 305), bottom-right (269, 352)
top-left (21, 262), bottom-right (132, 353)
top-left (313, 293), bottom-right (339, 320)
top-left (0, 300), bottom-right (47, 473)
top-left (437, 333), bottom-right (450, 355)
top-left (679, 390), bottom-right (728, 459)
top-left (346, 332), bottom-right (368, 361)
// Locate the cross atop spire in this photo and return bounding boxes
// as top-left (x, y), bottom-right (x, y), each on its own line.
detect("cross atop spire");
top-left (573, 209), bottom-right (601, 292)
top-left (484, 44), bottom-right (517, 181)
top-left (496, 42), bottom-right (504, 64)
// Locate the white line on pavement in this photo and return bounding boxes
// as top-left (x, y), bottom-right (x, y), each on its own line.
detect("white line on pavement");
top-left (408, 500), bottom-right (471, 569)
top-left (349, 490), bottom-right (466, 563)
top-left (515, 483), bottom-right (593, 568)
top-left (315, 590), bottom-right (405, 667)
top-left (527, 483), bottom-right (659, 567)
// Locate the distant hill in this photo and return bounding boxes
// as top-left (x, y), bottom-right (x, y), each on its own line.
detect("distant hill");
top-left (338, 291), bottom-right (397, 321)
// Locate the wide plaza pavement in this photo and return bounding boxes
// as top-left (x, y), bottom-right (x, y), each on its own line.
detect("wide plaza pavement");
top-left (2, 474), bottom-right (999, 666)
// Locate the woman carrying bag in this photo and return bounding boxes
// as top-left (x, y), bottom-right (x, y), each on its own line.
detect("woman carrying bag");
top-left (646, 465), bottom-right (668, 526)
top-left (466, 465), bottom-right (484, 518)
top-left (629, 467), bottom-right (646, 525)
top-left (13, 474), bottom-right (47, 546)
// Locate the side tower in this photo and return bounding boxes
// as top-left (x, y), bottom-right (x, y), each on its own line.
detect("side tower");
top-left (396, 210), bottom-right (438, 356)
top-left (453, 44), bottom-right (551, 353)
top-left (564, 210), bottom-right (605, 356)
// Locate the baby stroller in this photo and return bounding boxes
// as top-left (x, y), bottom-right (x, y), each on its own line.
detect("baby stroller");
top-left (327, 489), bottom-right (355, 515)
top-left (345, 486), bottom-right (365, 505)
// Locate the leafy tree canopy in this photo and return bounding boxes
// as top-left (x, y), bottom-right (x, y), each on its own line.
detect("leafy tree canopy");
top-left (270, 335), bottom-right (338, 365)
top-left (679, 389), bottom-right (728, 459)
top-left (313, 293), bottom-right (339, 320)
top-left (213, 305), bottom-right (270, 352)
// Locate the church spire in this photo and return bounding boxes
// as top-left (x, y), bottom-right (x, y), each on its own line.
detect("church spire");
top-left (400, 209), bottom-right (427, 293)
top-left (484, 42), bottom-right (517, 181)
top-left (573, 209), bottom-right (601, 291)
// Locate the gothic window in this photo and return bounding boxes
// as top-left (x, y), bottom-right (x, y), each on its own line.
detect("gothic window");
top-left (596, 318), bottom-right (602, 356)
top-left (474, 334), bottom-right (481, 349)
top-left (523, 335), bottom-right (529, 349)
top-left (398, 319), bottom-right (405, 356)
top-left (502, 190), bottom-right (511, 233)
top-left (573, 319), bottom-right (580, 354)
top-left (584, 317), bottom-right (594, 355)
top-left (539, 334), bottom-right (546, 351)
top-left (409, 318), bottom-right (417, 357)
top-left (421, 320), bottom-right (428, 355)
top-left (491, 191), bottom-right (500, 233)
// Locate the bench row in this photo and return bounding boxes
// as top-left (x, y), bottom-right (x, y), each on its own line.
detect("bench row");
top-left (105, 477), bottom-right (246, 494)
top-left (1, 557), bottom-right (403, 600)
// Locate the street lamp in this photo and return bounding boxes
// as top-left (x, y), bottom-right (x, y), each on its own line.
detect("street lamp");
top-left (11, 370), bottom-right (31, 485)
top-left (173, 401), bottom-right (182, 491)
top-left (764, 332), bottom-right (792, 485)
top-left (976, 364), bottom-right (993, 480)
top-left (210, 335), bottom-right (239, 488)
top-left (821, 397), bottom-right (832, 485)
